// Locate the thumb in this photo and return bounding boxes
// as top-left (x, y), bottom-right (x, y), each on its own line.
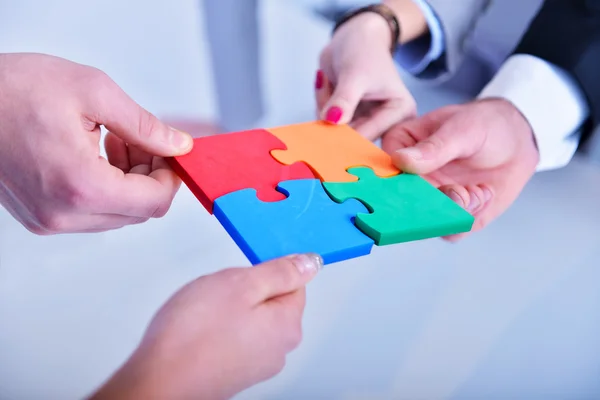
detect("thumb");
top-left (315, 69), bottom-right (333, 116)
top-left (87, 75), bottom-right (193, 157)
top-left (320, 71), bottom-right (366, 125)
top-left (247, 253), bottom-right (323, 303)
top-left (392, 119), bottom-right (480, 175)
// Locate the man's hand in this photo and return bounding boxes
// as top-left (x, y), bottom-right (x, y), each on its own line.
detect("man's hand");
top-left (383, 99), bottom-right (540, 240)
top-left (316, 12), bottom-right (417, 140)
top-left (90, 253), bottom-right (323, 400)
top-left (0, 53), bottom-right (193, 234)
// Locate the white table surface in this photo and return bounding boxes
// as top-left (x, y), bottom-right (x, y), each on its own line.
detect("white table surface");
top-left (1, 1), bottom-right (599, 399)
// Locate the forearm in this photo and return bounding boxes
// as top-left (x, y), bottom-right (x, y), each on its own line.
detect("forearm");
top-left (88, 348), bottom-right (229, 400)
top-left (87, 353), bottom-right (158, 400)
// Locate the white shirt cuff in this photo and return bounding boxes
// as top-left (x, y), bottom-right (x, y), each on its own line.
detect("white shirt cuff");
top-left (477, 54), bottom-right (589, 172)
top-left (393, 0), bottom-right (445, 75)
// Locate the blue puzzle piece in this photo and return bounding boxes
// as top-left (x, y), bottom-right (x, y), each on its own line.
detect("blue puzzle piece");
top-left (213, 179), bottom-right (374, 265)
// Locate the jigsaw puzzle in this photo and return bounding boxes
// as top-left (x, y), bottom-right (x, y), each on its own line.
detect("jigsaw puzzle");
top-left (269, 122), bottom-right (400, 182)
top-left (169, 121), bottom-right (474, 265)
top-left (214, 179), bottom-right (374, 265)
top-left (166, 129), bottom-right (314, 213)
top-left (324, 167), bottom-right (475, 245)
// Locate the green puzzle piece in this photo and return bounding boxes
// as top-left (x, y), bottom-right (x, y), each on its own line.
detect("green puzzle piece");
top-left (323, 167), bottom-right (475, 245)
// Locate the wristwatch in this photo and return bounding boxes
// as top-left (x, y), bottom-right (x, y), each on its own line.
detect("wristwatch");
top-left (332, 4), bottom-right (401, 53)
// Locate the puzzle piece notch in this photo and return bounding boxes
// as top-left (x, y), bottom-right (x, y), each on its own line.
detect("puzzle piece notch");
top-left (167, 129), bottom-right (315, 213)
top-left (323, 167), bottom-right (474, 245)
top-left (268, 121), bottom-right (400, 183)
top-left (213, 178), bottom-right (374, 265)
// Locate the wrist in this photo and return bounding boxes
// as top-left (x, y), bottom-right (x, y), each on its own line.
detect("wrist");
top-left (477, 54), bottom-right (587, 171)
top-left (89, 346), bottom-right (226, 400)
top-left (333, 12), bottom-right (392, 50)
top-left (480, 98), bottom-right (540, 152)
top-left (382, 0), bottom-right (429, 43)
top-left (89, 349), bottom-right (176, 400)
top-left (332, 1), bottom-right (430, 51)
top-left (88, 360), bottom-right (153, 400)
top-left (333, 4), bottom-right (400, 52)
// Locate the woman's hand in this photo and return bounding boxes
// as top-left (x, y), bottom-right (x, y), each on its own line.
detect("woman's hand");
top-left (90, 254), bottom-right (323, 400)
top-left (316, 1), bottom-right (429, 140)
top-left (316, 13), bottom-right (416, 141)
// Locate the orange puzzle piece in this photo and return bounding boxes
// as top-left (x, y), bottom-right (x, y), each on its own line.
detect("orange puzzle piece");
top-left (268, 121), bottom-right (400, 183)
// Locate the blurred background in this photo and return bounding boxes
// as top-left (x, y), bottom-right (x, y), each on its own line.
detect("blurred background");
top-left (1, 1), bottom-right (600, 399)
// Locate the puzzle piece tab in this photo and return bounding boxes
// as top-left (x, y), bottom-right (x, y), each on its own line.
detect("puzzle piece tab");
top-left (213, 179), bottom-right (374, 265)
top-left (268, 121), bottom-right (400, 183)
top-left (323, 167), bottom-right (474, 245)
top-left (167, 129), bottom-right (315, 213)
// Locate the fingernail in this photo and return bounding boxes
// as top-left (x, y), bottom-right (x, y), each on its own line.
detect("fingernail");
top-left (169, 127), bottom-right (193, 150)
top-left (467, 193), bottom-right (480, 212)
top-left (447, 190), bottom-right (464, 208)
top-left (290, 253), bottom-right (323, 275)
top-left (325, 106), bottom-right (343, 124)
top-left (315, 70), bottom-right (324, 90)
top-left (396, 147), bottom-right (422, 161)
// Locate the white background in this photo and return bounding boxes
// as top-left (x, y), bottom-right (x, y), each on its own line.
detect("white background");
top-left (1, 1), bottom-right (600, 399)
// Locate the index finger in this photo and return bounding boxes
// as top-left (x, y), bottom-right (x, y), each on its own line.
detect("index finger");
top-left (82, 69), bottom-right (192, 157)
top-left (267, 287), bottom-right (307, 316)
top-left (265, 287), bottom-right (307, 351)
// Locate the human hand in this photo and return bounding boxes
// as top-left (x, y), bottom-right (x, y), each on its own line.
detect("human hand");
top-left (0, 53), bottom-right (193, 234)
top-left (382, 99), bottom-right (540, 240)
top-left (316, 13), bottom-right (416, 140)
top-left (90, 253), bottom-right (323, 400)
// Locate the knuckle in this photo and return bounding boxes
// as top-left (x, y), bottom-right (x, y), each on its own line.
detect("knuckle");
top-left (219, 268), bottom-right (258, 302)
top-left (130, 217), bottom-right (150, 226)
top-left (218, 267), bottom-right (245, 284)
top-left (31, 171), bottom-right (97, 233)
top-left (34, 210), bottom-right (68, 233)
top-left (318, 47), bottom-right (332, 68)
top-left (137, 109), bottom-right (159, 141)
top-left (333, 69), bottom-right (365, 96)
top-left (58, 176), bottom-right (97, 210)
top-left (287, 324), bottom-right (303, 350)
top-left (331, 89), bottom-right (354, 108)
top-left (421, 135), bottom-right (445, 152)
top-left (150, 199), bottom-right (172, 218)
top-left (337, 72), bottom-right (363, 94)
top-left (244, 274), bottom-right (268, 301)
top-left (473, 215), bottom-right (488, 231)
top-left (268, 355), bottom-right (287, 377)
top-left (405, 99), bottom-right (417, 118)
top-left (23, 222), bottom-right (50, 236)
top-left (86, 68), bottom-right (113, 93)
top-left (272, 301), bottom-right (304, 351)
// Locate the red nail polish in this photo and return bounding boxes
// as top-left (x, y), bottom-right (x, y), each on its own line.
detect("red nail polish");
top-left (325, 106), bottom-right (343, 124)
top-left (315, 70), bottom-right (324, 90)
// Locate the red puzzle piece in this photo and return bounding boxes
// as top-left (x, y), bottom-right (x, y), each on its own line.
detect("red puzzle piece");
top-left (167, 129), bottom-right (315, 213)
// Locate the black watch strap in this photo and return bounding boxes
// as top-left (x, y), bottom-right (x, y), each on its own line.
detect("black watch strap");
top-left (332, 4), bottom-right (401, 53)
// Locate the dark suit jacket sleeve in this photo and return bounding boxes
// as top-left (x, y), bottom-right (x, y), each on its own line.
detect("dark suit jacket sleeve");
top-left (513, 0), bottom-right (600, 144)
